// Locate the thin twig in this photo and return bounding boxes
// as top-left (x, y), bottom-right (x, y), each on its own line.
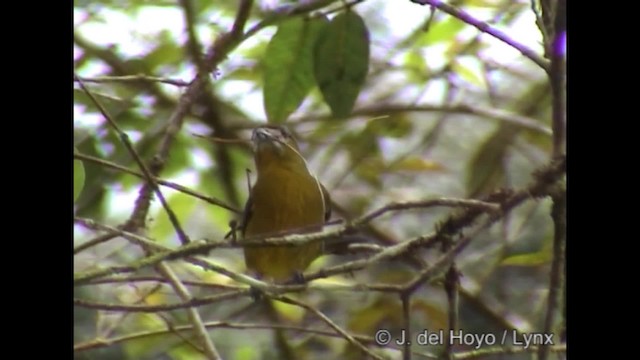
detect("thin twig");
top-left (74, 75), bottom-right (190, 87)
top-left (74, 320), bottom-right (414, 354)
top-left (75, 157), bottom-right (564, 287)
top-left (74, 152), bottom-right (240, 213)
top-left (549, 0), bottom-right (566, 157)
top-left (538, 189), bottom-right (566, 360)
top-left (355, 198), bottom-right (500, 226)
top-left (178, 0), bottom-right (206, 71)
top-left (73, 32), bottom-right (176, 107)
top-left (75, 198), bottom-right (496, 276)
top-left (409, 0), bottom-right (549, 71)
top-left (401, 293), bottom-right (411, 360)
top-left (539, 2), bottom-right (565, 358)
top-left (301, 104), bottom-right (552, 136)
top-left (402, 225), bottom-right (486, 295)
top-left (455, 344), bottom-right (567, 359)
top-left (273, 295), bottom-right (386, 360)
top-left (74, 75), bottom-right (190, 245)
top-left (443, 266), bottom-right (459, 359)
top-left (73, 232), bottom-right (118, 254)
top-left (74, 290), bottom-right (247, 312)
top-left (155, 263), bottom-right (222, 359)
top-left (79, 275), bottom-right (241, 289)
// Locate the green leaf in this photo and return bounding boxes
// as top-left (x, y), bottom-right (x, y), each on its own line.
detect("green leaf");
top-left (314, 10), bottom-right (370, 118)
top-left (74, 148), bottom-right (85, 202)
top-left (263, 16), bottom-right (328, 123)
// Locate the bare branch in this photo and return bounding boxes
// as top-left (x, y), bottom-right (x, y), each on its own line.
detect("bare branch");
top-left (409, 0), bottom-right (549, 71)
top-left (74, 75), bottom-right (190, 245)
top-left (274, 295), bottom-right (386, 360)
top-left (74, 152), bottom-right (240, 213)
top-left (74, 75), bottom-right (189, 87)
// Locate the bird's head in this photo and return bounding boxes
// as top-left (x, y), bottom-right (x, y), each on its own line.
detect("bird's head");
top-left (251, 126), bottom-right (308, 173)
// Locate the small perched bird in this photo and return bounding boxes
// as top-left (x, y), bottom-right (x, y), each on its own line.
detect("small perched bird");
top-left (240, 126), bottom-right (331, 282)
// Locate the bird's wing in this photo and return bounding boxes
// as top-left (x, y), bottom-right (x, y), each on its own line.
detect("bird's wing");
top-left (239, 194), bottom-right (254, 238)
top-left (320, 182), bottom-right (332, 223)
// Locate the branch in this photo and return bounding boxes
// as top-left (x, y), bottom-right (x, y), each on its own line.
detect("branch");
top-left (455, 344), bottom-right (566, 359)
top-left (74, 152), bottom-right (240, 213)
top-left (73, 232), bottom-right (118, 255)
top-left (305, 155), bottom-right (565, 282)
top-left (549, 0), bottom-right (566, 157)
top-left (73, 32), bottom-right (176, 107)
top-left (274, 295), bottom-right (386, 360)
top-left (539, 3), bottom-right (565, 358)
top-left (178, 0), bottom-right (206, 71)
top-left (75, 320), bottom-right (397, 353)
top-left (409, 0), bottom-right (549, 71)
top-left (400, 293), bottom-right (411, 360)
top-left (355, 198), bottom-right (499, 226)
top-left (538, 188), bottom-right (566, 360)
top-left (74, 75), bottom-right (190, 245)
top-left (155, 263), bottom-right (221, 359)
top-left (402, 223), bottom-right (488, 295)
top-left (242, 0), bottom-right (339, 40)
top-left (74, 75), bottom-right (189, 87)
top-left (74, 156), bottom-right (564, 286)
top-left (74, 217), bottom-right (280, 292)
top-left (301, 104), bottom-right (552, 136)
top-left (74, 290), bottom-right (247, 312)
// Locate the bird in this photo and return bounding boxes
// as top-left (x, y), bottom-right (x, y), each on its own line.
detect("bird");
top-left (239, 125), bottom-right (331, 282)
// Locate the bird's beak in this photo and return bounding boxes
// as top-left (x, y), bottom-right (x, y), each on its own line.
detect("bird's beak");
top-left (251, 128), bottom-right (284, 154)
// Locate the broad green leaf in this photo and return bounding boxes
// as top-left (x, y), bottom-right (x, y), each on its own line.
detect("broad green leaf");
top-left (314, 11), bottom-right (370, 118)
top-left (74, 148), bottom-right (85, 202)
top-left (263, 16), bottom-right (328, 123)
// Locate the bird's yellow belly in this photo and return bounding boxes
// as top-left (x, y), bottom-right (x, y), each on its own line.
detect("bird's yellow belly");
top-left (243, 168), bottom-right (325, 282)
